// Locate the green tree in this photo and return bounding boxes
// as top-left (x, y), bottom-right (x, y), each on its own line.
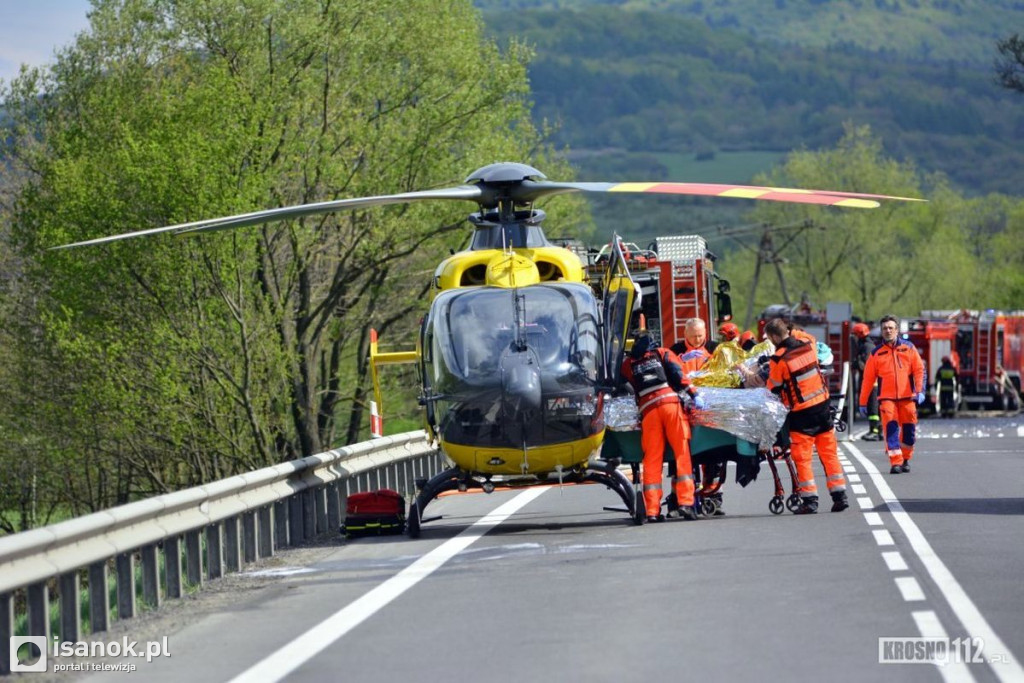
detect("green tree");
top-left (0, 0), bottom-right (588, 517)
top-left (996, 33), bottom-right (1024, 94)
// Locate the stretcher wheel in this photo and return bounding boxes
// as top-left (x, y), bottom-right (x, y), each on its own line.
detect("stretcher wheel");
top-left (769, 497), bottom-right (784, 515)
top-left (786, 494), bottom-right (802, 512)
top-left (700, 498), bottom-right (718, 517)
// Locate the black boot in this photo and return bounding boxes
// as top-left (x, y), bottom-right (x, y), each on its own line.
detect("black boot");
top-left (890, 464), bottom-right (902, 474)
top-left (830, 491), bottom-right (849, 512)
top-left (793, 495), bottom-right (818, 515)
top-left (901, 461), bottom-right (911, 473)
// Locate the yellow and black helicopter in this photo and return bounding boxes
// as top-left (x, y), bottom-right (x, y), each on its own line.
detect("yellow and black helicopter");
top-left (55, 161), bottom-right (920, 535)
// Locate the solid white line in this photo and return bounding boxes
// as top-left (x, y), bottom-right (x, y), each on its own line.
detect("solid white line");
top-left (896, 576), bottom-right (926, 601)
top-left (913, 610), bottom-right (977, 683)
top-left (843, 441), bottom-right (1024, 683)
top-left (864, 512), bottom-right (884, 526)
top-left (882, 551), bottom-right (908, 571)
top-left (227, 487), bottom-right (548, 683)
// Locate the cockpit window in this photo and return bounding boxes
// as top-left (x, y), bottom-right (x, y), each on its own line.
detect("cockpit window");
top-left (430, 284), bottom-right (599, 385)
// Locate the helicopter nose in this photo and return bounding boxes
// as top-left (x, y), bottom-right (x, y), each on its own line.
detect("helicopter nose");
top-left (502, 354), bottom-right (542, 414)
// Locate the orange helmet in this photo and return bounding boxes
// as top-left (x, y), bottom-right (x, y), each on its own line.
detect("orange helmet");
top-left (739, 330), bottom-right (755, 346)
top-left (852, 322), bottom-right (870, 339)
top-left (718, 322), bottom-right (739, 341)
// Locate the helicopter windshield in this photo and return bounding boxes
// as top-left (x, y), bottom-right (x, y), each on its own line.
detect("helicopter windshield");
top-left (423, 284), bottom-right (603, 451)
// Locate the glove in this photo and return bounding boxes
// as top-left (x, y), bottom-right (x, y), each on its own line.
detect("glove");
top-left (916, 392), bottom-right (925, 405)
top-left (692, 394), bottom-right (707, 411)
top-left (858, 406), bottom-right (868, 418)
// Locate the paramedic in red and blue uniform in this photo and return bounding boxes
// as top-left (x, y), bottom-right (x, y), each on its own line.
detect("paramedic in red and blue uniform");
top-left (858, 315), bottom-right (925, 474)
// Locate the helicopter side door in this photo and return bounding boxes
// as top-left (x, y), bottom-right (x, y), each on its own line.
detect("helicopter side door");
top-left (601, 235), bottom-right (638, 385)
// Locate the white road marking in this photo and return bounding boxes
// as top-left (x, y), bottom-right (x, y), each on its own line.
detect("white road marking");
top-left (882, 551), bottom-right (908, 571)
top-left (864, 512), bottom-right (884, 526)
top-left (847, 473), bottom-right (862, 483)
top-left (858, 496), bottom-right (874, 509)
top-left (227, 487), bottom-right (548, 683)
top-left (896, 576), bottom-right (926, 601)
top-left (843, 464), bottom-right (858, 472)
top-left (852, 483), bottom-right (867, 494)
top-left (873, 529), bottom-right (895, 546)
top-left (913, 610), bottom-right (977, 683)
top-left (843, 441), bottom-right (1024, 683)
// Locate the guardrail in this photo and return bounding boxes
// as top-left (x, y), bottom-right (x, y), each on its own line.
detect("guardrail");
top-left (0, 431), bottom-right (440, 674)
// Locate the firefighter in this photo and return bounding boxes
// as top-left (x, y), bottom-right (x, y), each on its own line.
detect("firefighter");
top-left (739, 330), bottom-right (756, 351)
top-left (765, 318), bottom-right (849, 514)
top-left (718, 321), bottom-right (740, 343)
top-left (934, 356), bottom-right (959, 417)
top-left (852, 322), bottom-right (883, 440)
top-left (858, 315), bottom-right (925, 474)
top-left (621, 329), bottom-right (706, 522)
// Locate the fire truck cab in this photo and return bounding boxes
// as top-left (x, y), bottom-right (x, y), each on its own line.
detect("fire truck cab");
top-left (585, 234), bottom-right (733, 349)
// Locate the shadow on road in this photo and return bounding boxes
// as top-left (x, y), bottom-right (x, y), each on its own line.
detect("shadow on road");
top-left (895, 497), bottom-right (1024, 516)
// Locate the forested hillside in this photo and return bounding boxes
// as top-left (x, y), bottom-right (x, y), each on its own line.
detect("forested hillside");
top-left (476, 4), bottom-right (1024, 212)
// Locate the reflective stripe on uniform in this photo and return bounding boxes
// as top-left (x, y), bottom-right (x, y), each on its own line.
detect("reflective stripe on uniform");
top-left (672, 474), bottom-right (694, 483)
top-left (638, 383), bottom-right (670, 397)
top-left (643, 483), bottom-right (662, 491)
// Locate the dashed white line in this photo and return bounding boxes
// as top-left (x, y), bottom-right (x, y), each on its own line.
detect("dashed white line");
top-left (851, 483), bottom-right (867, 494)
top-left (873, 529), bottom-right (895, 546)
top-left (882, 551), bottom-right (908, 571)
top-left (847, 473), bottom-right (862, 483)
top-left (864, 512), bottom-right (884, 526)
top-left (843, 440), bottom-right (1024, 683)
top-left (896, 576), bottom-right (926, 601)
top-left (857, 496), bottom-right (874, 509)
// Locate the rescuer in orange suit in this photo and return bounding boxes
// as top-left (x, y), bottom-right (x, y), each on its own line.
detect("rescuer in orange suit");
top-left (765, 318), bottom-right (849, 514)
top-left (718, 321), bottom-right (740, 343)
top-left (670, 317), bottom-right (725, 514)
top-left (621, 329), bottom-right (707, 522)
top-left (852, 322), bottom-right (883, 440)
top-left (858, 315), bottom-right (925, 474)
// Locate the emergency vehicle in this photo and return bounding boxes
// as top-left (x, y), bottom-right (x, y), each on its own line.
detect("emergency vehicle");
top-left (917, 309), bottom-right (1024, 410)
top-left (584, 235), bottom-right (733, 349)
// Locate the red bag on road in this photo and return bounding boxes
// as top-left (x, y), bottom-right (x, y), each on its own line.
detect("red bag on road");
top-left (342, 489), bottom-right (405, 537)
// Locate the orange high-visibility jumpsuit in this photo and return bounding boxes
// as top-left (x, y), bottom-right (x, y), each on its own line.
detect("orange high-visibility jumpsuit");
top-left (767, 337), bottom-right (846, 501)
top-left (622, 347), bottom-right (698, 518)
top-left (859, 338), bottom-right (925, 466)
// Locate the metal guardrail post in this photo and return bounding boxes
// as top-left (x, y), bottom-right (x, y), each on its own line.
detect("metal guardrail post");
top-left (116, 553), bottom-right (135, 620)
top-left (327, 482), bottom-right (341, 534)
top-left (185, 530), bottom-right (203, 587)
top-left (316, 488), bottom-right (328, 534)
top-left (288, 495), bottom-right (303, 546)
top-left (165, 537), bottom-right (182, 599)
top-left (273, 500), bottom-right (288, 549)
top-left (242, 512), bottom-right (257, 563)
top-left (224, 516), bottom-right (241, 573)
top-left (1, 592), bottom-right (14, 675)
top-left (141, 544), bottom-right (160, 608)
top-left (206, 525), bottom-right (223, 580)
top-left (302, 489), bottom-right (316, 539)
top-left (258, 506), bottom-right (273, 558)
top-left (59, 570), bottom-right (81, 642)
top-left (27, 581), bottom-right (49, 638)
top-left (88, 561), bottom-right (109, 631)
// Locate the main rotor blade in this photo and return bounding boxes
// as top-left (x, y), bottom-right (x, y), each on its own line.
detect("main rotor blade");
top-left (49, 185), bottom-right (483, 250)
top-left (515, 180), bottom-right (925, 208)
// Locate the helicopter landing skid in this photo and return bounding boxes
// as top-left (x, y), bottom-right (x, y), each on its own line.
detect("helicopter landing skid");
top-left (406, 460), bottom-right (641, 537)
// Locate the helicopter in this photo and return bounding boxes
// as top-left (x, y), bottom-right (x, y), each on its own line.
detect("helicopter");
top-left (53, 161), bottom-right (923, 535)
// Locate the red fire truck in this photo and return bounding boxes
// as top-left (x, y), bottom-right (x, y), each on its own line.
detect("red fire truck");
top-left (584, 234), bottom-right (734, 349)
top-left (917, 309), bottom-right (1024, 410)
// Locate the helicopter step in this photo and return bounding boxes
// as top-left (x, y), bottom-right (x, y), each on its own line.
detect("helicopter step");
top-left (406, 459), bottom-right (641, 538)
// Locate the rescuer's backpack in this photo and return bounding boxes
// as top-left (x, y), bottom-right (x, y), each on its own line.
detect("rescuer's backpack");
top-left (341, 489), bottom-right (406, 538)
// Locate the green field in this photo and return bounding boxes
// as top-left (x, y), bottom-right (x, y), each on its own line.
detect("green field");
top-left (652, 151), bottom-right (786, 184)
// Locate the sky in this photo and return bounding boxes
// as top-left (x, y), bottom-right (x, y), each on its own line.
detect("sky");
top-left (0, 1), bottom-right (92, 85)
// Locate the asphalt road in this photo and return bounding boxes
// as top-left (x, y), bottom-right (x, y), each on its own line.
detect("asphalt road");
top-left (73, 415), bottom-right (1024, 683)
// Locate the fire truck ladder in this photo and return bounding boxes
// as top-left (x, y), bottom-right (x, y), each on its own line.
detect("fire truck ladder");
top-left (977, 322), bottom-right (992, 392)
top-left (671, 262), bottom-right (701, 343)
